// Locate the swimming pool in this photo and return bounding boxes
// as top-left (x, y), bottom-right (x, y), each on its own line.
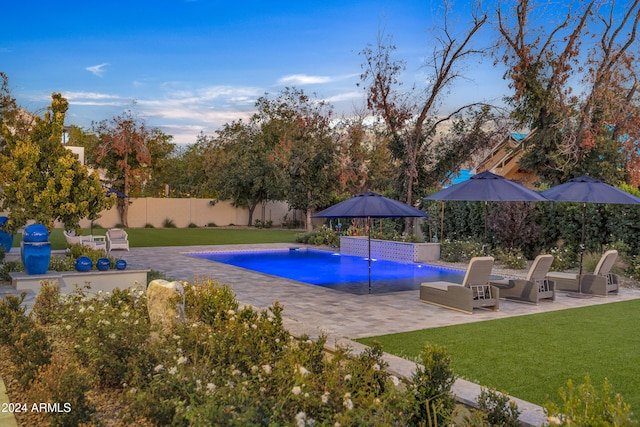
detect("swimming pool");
top-left (188, 248), bottom-right (465, 295)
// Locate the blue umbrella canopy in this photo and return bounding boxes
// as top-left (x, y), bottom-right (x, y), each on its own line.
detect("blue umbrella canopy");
top-left (104, 186), bottom-right (128, 198)
top-left (540, 175), bottom-right (640, 204)
top-left (541, 176), bottom-right (640, 295)
top-left (313, 192), bottom-right (429, 218)
top-left (424, 171), bottom-right (547, 202)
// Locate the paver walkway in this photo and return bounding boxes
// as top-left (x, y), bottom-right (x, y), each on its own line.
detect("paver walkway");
top-left (3, 243), bottom-right (640, 426)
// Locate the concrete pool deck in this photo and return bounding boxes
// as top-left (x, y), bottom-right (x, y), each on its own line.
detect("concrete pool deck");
top-left (3, 243), bottom-right (640, 426)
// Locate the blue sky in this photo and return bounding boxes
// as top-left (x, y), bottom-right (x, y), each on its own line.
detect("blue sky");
top-left (3, 1), bottom-right (509, 144)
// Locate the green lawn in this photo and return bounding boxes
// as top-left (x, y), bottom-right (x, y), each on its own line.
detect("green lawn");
top-left (16, 227), bottom-right (301, 250)
top-left (356, 299), bottom-right (640, 413)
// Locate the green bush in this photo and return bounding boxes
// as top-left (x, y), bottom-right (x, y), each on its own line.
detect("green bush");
top-left (67, 244), bottom-right (119, 268)
top-left (59, 285), bottom-right (151, 387)
top-left (547, 246), bottom-right (577, 271)
top-left (254, 219), bottom-right (273, 228)
top-left (544, 375), bottom-right (636, 426)
top-left (495, 247), bottom-right (527, 270)
top-left (0, 260), bottom-right (23, 280)
top-left (163, 218), bottom-right (177, 228)
top-left (440, 239), bottom-right (485, 263)
top-left (295, 225), bottom-right (340, 247)
top-left (0, 291), bottom-right (29, 345)
top-left (410, 343), bottom-right (457, 426)
top-left (30, 352), bottom-right (96, 427)
top-left (475, 387), bottom-right (521, 427)
top-left (32, 280), bottom-right (62, 326)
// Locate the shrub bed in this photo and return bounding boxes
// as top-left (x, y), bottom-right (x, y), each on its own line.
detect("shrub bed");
top-left (0, 278), bottom-right (530, 426)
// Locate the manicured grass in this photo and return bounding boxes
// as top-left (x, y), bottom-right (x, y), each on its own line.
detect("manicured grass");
top-left (20, 227), bottom-right (300, 250)
top-left (356, 299), bottom-right (640, 413)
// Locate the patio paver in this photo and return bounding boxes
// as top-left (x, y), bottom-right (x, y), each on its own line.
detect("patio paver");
top-left (3, 243), bottom-right (640, 426)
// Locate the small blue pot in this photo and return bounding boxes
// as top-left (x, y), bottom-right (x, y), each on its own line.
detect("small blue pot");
top-left (96, 258), bottom-right (111, 271)
top-left (115, 259), bottom-right (127, 270)
top-left (75, 256), bottom-right (93, 272)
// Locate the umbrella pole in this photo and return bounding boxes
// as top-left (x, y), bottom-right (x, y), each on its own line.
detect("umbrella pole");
top-left (440, 201), bottom-right (444, 242)
top-left (569, 202), bottom-right (592, 298)
top-left (483, 201), bottom-right (488, 255)
top-left (368, 216), bottom-right (372, 294)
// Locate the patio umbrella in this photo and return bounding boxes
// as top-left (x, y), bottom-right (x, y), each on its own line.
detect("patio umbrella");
top-left (104, 186), bottom-right (128, 198)
top-left (424, 171), bottom-right (547, 249)
top-left (312, 192), bottom-right (429, 293)
top-left (540, 175), bottom-right (640, 295)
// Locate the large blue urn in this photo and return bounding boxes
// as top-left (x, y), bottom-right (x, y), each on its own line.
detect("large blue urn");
top-left (0, 216), bottom-right (13, 253)
top-left (21, 224), bottom-right (51, 275)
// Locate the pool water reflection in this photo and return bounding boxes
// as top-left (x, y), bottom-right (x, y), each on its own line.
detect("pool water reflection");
top-left (189, 248), bottom-right (465, 295)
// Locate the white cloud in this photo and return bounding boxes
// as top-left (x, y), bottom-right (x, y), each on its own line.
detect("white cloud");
top-left (63, 91), bottom-right (120, 100)
top-left (278, 74), bottom-right (333, 85)
top-left (324, 91), bottom-right (364, 103)
top-left (86, 63), bottom-right (109, 77)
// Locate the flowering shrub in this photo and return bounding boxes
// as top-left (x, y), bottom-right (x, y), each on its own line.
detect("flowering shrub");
top-left (295, 225), bottom-right (341, 247)
top-left (544, 375), bottom-right (635, 426)
top-left (547, 246), bottom-right (577, 271)
top-left (475, 387), bottom-right (521, 426)
top-left (56, 285), bottom-right (151, 387)
top-left (0, 277), bottom-right (574, 425)
top-left (495, 248), bottom-right (527, 270)
top-left (370, 230), bottom-right (422, 243)
top-left (440, 239), bottom-right (485, 262)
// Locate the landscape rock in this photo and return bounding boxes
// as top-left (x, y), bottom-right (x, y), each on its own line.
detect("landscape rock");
top-left (146, 279), bottom-right (185, 332)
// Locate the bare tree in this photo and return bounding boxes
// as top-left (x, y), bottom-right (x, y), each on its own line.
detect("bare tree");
top-left (496, 0), bottom-right (640, 184)
top-left (359, 1), bottom-right (490, 213)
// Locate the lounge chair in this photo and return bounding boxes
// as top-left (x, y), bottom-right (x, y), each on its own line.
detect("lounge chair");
top-left (547, 249), bottom-right (619, 297)
top-left (107, 228), bottom-right (129, 252)
top-left (490, 254), bottom-right (555, 304)
top-left (63, 230), bottom-right (106, 251)
top-left (420, 256), bottom-right (499, 314)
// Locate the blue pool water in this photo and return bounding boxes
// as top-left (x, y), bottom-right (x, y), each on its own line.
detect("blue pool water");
top-left (189, 248), bottom-right (465, 295)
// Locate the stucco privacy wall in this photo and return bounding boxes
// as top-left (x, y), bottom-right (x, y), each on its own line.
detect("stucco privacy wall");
top-left (53, 198), bottom-right (300, 229)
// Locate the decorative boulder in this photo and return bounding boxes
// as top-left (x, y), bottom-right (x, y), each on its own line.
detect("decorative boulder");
top-left (146, 279), bottom-right (185, 332)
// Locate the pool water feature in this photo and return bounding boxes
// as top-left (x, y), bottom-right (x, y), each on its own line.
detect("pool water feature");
top-left (188, 248), bottom-right (465, 295)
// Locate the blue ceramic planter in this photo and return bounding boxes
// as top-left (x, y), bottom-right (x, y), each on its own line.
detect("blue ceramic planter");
top-left (23, 223), bottom-right (49, 243)
top-left (21, 242), bottom-right (51, 275)
top-left (115, 259), bottom-right (127, 270)
top-left (0, 217), bottom-right (13, 253)
top-left (0, 231), bottom-right (13, 253)
top-left (96, 258), bottom-right (111, 271)
top-left (75, 256), bottom-right (93, 272)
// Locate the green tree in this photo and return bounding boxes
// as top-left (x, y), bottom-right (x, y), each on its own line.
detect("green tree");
top-left (138, 129), bottom-right (176, 197)
top-left (258, 88), bottom-right (338, 231)
top-left (213, 120), bottom-right (285, 226)
top-left (0, 90), bottom-right (113, 234)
